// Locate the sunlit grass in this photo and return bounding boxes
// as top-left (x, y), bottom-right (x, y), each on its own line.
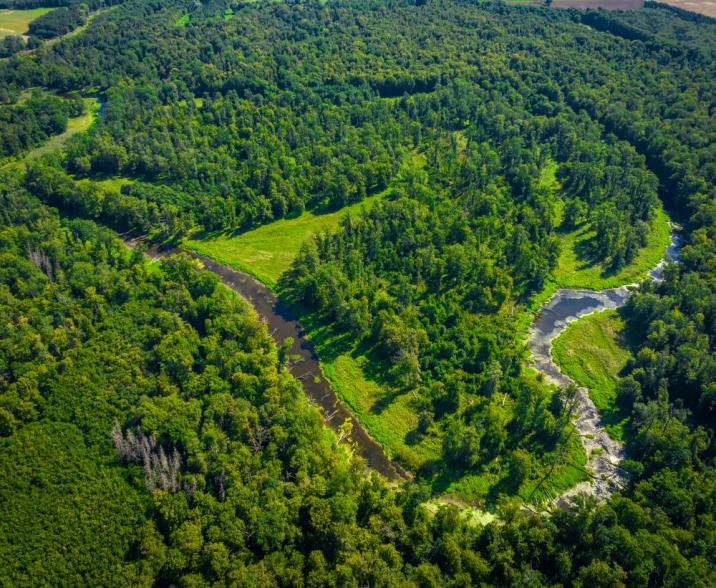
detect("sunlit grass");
top-left (183, 151), bottom-right (425, 289)
top-left (183, 192), bottom-right (387, 289)
top-left (0, 8), bottom-right (53, 38)
top-left (1, 96), bottom-right (100, 172)
top-left (529, 159), bottom-right (672, 311)
top-left (552, 309), bottom-right (632, 441)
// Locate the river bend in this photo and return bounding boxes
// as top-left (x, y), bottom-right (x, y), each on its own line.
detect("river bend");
top-left (124, 238), bottom-right (410, 483)
top-left (527, 229), bottom-right (681, 507)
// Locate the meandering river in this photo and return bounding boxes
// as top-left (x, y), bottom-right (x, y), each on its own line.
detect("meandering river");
top-left (527, 229), bottom-right (682, 507)
top-left (125, 225), bottom-right (681, 503)
top-left (124, 238), bottom-right (410, 483)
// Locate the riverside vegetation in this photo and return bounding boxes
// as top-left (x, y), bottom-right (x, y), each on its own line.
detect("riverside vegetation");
top-left (0, 0), bottom-right (715, 585)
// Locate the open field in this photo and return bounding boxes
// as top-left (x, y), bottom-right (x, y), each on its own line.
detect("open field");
top-left (507, 0), bottom-right (643, 8)
top-left (508, 0), bottom-right (716, 16)
top-left (552, 0), bottom-right (643, 8)
top-left (552, 309), bottom-right (632, 441)
top-left (658, 0), bottom-right (716, 16)
top-left (0, 8), bottom-right (52, 38)
top-left (184, 192), bottom-right (386, 289)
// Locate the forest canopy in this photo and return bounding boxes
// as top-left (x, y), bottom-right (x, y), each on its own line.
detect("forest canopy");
top-left (0, 0), bottom-right (714, 585)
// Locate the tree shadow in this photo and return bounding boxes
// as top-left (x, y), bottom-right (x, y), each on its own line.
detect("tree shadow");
top-left (572, 230), bottom-right (602, 272)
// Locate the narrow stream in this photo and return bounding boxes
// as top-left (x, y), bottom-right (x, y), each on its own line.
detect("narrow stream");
top-left (527, 229), bottom-right (682, 507)
top-left (124, 238), bottom-right (410, 483)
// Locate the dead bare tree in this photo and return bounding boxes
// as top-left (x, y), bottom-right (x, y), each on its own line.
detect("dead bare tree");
top-left (111, 423), bottom-right (182, 492)
top-left (27, 248), bottom-right (55, 281)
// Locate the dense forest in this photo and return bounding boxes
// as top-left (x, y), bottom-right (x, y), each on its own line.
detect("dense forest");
top-left (0, 93), bottom-right (82, 157)
top-left (0, 0), bottom-right (714, 584)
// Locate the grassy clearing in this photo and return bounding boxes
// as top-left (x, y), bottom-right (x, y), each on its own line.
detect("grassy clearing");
top-left (552, 309), bottom-right (632, 441)
top-left (184, 151), bottom-right (425, 289)
top-left (0, 8), bottom-right (52, 38)
top-left (27, 96), bottom-right (99, 161)
top-left (528, 159), bottom-right (672, 311)
top-left (423, 498), bottom-right (497, 527)
top-left (1, 96), bottom-right (100, 172)
top-left (175, 14), bottom-right (189, 27)
top-left (184, 192), bottom-right (386, 289)
top-left (76, 175), bottom-right (133, 194)
top-left (552, 206), bottom-right (671, 291)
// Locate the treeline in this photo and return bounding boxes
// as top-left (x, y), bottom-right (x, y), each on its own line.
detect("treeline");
top-left (0, 34), bottom-right (40, 58)
top-left (0, 93), bottom-right (82, 158)
top-left (64, 81), bottom-right (408, 228)
top-left (25, 160), bottom-right (191, 236)
top-left (28, 3), bottom-right (87, 39)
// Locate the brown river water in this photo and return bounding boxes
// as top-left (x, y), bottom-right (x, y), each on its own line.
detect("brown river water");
top-left (125, 225), bottom-right (680, 503)
top-left (124, 238), bottom-right (410, 482)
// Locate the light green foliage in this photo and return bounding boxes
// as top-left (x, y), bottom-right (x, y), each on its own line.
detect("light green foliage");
top-left (0, 8), bottom-right (53, 38)
top-left (183, 191), bottom-right (386, 288)
top-left (552, 310), bottom-right (632, 440)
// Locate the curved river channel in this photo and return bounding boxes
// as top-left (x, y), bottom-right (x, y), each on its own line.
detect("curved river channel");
top-left (124, 238), bottom-right (410, 482)
top-left (126, 227), bottom-right (681, 504)
top-left (528, 229), bottom-right (682, 508)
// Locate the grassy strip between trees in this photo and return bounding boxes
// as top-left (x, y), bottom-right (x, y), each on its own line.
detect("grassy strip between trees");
top-left (0, 8), bottom-right (52, 38)
top-left (183, 191), bottom-right (387, 289)
top-left (0, 96), bottom-right (100, 171)
top-left (528, 158), bottom-right (672, 310)
top-left (552, 309), bottom-right (632, 441)
top-left (182, 151), bottom-right (425, 289)
top-left (530, 206), bottom-right (672, 310)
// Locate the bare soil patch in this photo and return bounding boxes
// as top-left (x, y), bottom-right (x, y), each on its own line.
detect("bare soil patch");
top-left (657, 0), bottom-right (716, 17)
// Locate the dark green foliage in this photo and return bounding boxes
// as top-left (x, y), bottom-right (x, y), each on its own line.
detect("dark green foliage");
top-left (28, 4), bottom-right (87, 38)
top-left (0, 94), bottom-right (81, 158)
top-left (0, 0), bottom-right (715, 585)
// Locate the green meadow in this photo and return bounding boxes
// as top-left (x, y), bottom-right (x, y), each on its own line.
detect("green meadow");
top-left (0, 8), bottom-right (52, 38)
top-left (552, 309), bottom-right (632, 441)
top-left (183, 192), bottom-right (386, 289)
top-left (529, 161), bottom-right (672, 310)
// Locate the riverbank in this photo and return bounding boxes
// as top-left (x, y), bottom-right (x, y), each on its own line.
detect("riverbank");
top-left (527, 228), bottom-right (682, 506)
top-left (123, 237), bottom-right (411, 484)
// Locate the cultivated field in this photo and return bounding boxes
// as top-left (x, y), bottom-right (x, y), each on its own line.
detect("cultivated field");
top-left (0, 8), bottom-right (52, 38)
top-left (511, 0), bottom-right (716, 16)
top-left (658, 0), bottom-right (716, 16)
top-left (551, 0), bottom-right (643, 8)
